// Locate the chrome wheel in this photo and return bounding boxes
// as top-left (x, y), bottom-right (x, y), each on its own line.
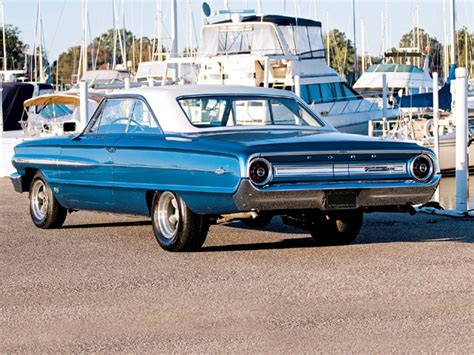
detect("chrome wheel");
top-left (31, 179), bottom-right (48, 221)
top-left (155, 191), bottom-right (180, 240)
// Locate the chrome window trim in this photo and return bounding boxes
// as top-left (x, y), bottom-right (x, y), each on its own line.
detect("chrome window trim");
top-left (175, 93), bottom-right (326, 128)
top-left (83, 94), bottom-right (162, 136)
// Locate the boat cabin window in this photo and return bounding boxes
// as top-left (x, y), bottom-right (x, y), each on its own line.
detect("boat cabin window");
top-left (366, 64), bottom-right (424, 73)
top-left (199, 24), bottom-right (283, 56)
top-left (280, 25), bottom-right (324, 59)
top-left (218, 26), bottom-right (253, 54)
top-left (178, 95), bottom-right (323, 128)
top-left (301, 83), bottom-right (361, 104)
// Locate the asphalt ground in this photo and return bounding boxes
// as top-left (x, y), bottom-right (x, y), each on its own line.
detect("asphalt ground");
top-left (0, 178), bottom-right (472, 353)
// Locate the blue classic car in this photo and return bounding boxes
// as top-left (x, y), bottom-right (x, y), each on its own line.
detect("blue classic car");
top-left (10, 86), bottom-right (440, 251)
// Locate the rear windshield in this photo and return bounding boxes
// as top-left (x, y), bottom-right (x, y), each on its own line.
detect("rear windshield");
top-left (177, 95), bottom-right (323, 128)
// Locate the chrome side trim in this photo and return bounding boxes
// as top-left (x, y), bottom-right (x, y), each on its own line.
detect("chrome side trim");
top-left (256, 149), bottom-right (426, 157)
top-left (348, 163), bottom-right (407, 175)
top-left (274, 164), bottom-right (333, 177)
top-left (58, 160), bottom-right (95, 167)
top-left (272, 163), bottom-right (407, 178)
top-left (13, 157), bottom-right (58, 165)
top-left (12, 157), bottom-right (95, 167)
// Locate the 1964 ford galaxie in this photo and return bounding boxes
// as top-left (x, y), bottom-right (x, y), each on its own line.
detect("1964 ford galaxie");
top-left (10, 86), bottom-right (440, 251)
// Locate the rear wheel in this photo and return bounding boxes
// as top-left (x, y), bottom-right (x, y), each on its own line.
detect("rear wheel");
top-left (309, 209), bottom-right (363, 246)
top-left (29, 172), bottom-right (67, 229)
top-left (151, 191), bottom-right (209, 252)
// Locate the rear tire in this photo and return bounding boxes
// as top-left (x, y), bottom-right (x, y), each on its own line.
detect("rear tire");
top-left (151, 191), bottom-right (209, 252)
top-left (29, 172), bottom-right (67, 229)
top-left (309, 209), bottom-right (363, 246)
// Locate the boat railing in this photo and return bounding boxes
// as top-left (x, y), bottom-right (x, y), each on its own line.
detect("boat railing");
top-left (368, 111), bottom-right (473, 142)
top-left (157, 54), bottom-right (308, 87)
top-left (313, 92), bottom-right (396, 117)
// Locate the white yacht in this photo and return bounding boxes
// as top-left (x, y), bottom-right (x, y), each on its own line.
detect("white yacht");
top-left (138, 15), bottom-right (396, 135)
top-left (354, 49), bottom-right (433, 98)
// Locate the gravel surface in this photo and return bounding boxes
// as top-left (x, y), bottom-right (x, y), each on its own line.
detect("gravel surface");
top-left (0, 178), bottom-right (472, 353)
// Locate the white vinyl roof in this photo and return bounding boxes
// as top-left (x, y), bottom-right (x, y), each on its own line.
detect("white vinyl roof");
top-left (106, 85), bottom-right (303, 133)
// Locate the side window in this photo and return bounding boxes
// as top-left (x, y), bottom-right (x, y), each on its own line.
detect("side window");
top-left (300, 85), bottom-right (310, 104)
top-left (342, 82), bottom-right (359, 100)
top-left (320, 83), bottom-right (334, 103)
top-left (270, 99), bottom-right (304, 125)
top-left (333, 83), bottom-right (344, 101)
top-left (89, 98), bottom-right (135, 134)
top-left (128, 100), bottom-right (160, 133)
top-left (309, 84), bottom-right (322, 104)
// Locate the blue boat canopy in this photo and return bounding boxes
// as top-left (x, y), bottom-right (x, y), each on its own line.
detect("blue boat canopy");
top-left (214, 14), bottom-right (322, 28)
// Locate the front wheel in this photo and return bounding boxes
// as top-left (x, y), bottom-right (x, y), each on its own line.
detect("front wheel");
top-left (309, 209), bottom-right (363, 246)
top-left (29, 172), bottom-right (67, 229)
top-left (151, 191), bottom-right (209, 252)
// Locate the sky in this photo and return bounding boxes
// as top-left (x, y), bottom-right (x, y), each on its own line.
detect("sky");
top-left (4, 0), bottom-right (474, 65)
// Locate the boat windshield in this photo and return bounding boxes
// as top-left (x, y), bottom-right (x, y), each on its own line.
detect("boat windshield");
top-left (178, 95), bottom-right (323, 128)
top-left (366, 64), bottom-right (424, 73)
top-left (279, 25), bottom-right (324, 58)
top-left (199, 23), bottom-right (283, 56)
top-left (38, 104), bottom-right (73, 119)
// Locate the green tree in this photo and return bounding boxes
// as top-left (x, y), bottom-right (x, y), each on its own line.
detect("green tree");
top-left (0, 25), bottom-right (28, 71)
top-left (455, 27), bottom-right (473, 73)
top-left (57, 29), bottom-right (162, 85)
top-left (324, 29), bottom-right (355, 81)
top-left (398, 27), bottom-right (444, 75)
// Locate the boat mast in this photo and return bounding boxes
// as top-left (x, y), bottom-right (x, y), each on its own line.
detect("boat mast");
top-left (1, 0), bottom-right (6, 71)
top-left (416, 3), bottom-right (420, 67)
top-left (361, 21), bottom-right (365, 74)
top-left (326, 12), bottom-right (330, 65)
top-left (450, 0), bottom-right (456, 67)
top-left (170, 0), bottom-right (178, 57)
top-left (82, 0), bottom-right (88, 76)
top-left (465, 31), bottom-right (468, 72)
top-left (122, 1), bottom-right (126, 67)
top-left (352, 0), bottom-right (358, 81)
top-left (112, 0), bottom-right (117, 68)
top-left (38, 0), bottom-right (44, 82)
top-left (443, 0), bottom-right (448, 80)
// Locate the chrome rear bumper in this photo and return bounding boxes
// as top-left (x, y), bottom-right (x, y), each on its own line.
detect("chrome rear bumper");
top-left (233, 174), bottom-right (441, 211)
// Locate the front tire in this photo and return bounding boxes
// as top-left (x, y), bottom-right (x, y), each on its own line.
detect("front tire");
top-left (309, 209), bottom-right (363, 246)
top-left (29, 172), bottom-right (67, 229)
top-left (151, 191), bottom-right (209, 252)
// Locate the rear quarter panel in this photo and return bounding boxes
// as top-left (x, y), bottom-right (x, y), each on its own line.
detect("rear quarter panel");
top-left (112, 134), bottom-right (244, 215)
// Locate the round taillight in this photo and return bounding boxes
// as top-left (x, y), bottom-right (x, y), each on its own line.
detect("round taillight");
top-left (249, 158), bottom-right (272, 186)
top-left (410, 154), bottom-right (433, 182)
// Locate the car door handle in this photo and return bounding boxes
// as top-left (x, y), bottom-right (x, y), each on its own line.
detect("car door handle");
top-left (106, 147), bottom-right (116, 153)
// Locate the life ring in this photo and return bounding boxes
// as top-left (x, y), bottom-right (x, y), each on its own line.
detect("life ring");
top-left (424, 119), bottom-right (434, 138)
